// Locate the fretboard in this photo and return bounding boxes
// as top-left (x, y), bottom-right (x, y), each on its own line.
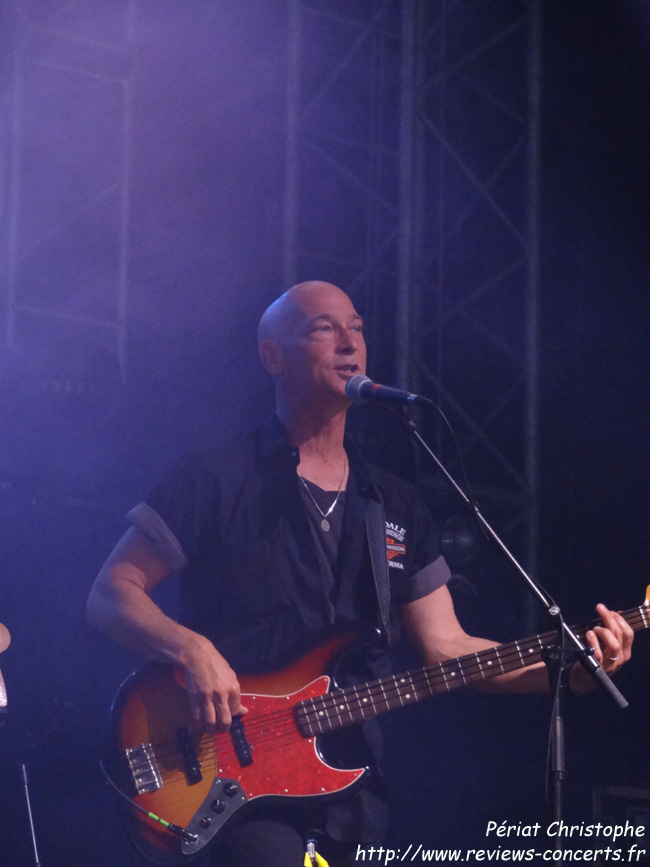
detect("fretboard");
top-left (295, 601), bottom-right (649, 738)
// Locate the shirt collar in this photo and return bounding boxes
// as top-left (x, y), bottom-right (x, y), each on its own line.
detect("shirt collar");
top-left (257, 415), bottom-right (299, 466)
top-left (256, 415), bottom-right (377, 498)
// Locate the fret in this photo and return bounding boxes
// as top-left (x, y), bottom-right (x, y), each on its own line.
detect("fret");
top-left (405, 676), bottom-right (415, 696)
top-left (352, 686), bottom-right (368, 720)
top-left (440, 658), bottom-right (466, 686)
top-left (298, 699), bottom-right (317, 736)
top-left (308, 694), bottom-right (329, 735)
top-left (395, 675), bottom-right (409, 706)
top-left (334, 695), bottom-right (353, 725)
top-left (296, 703), bottom-right (308, 735)
top-left (515, 640), bottom-right (526, 667)
top-left (322, 699), bottom-right (333, 729)
top-left (641, 604), bottom-right (649, 630)
top-left (518, 640), bottom-right (534, 670)
top-left (423, 666), bottom-right (435, 695)
top-left (322, 692), bottom-right (345, 728)
top-left (406, 672), bottom-right (417, 700)
top-left (474, 645), bottom-right (504, 678)
top-left (489, 645), bottom-right (505, 675)
top-left (314, 697), bottom-right (334, 733)
top-left (377, 679), bottom-right (390, 712)
top-left (392, 676), bottom-right (404, 707)
top-left (492, 645), bottom-right (506, 674)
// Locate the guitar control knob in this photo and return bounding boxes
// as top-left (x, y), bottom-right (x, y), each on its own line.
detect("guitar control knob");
top-left (211, 799), bottom-right (226, 814)
top-left (223, 783), bottom-right (239, 797)
top-left (200, 816), bottom-right (212, 829)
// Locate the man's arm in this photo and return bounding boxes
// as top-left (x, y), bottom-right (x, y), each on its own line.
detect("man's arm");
top-left (400, 584), bottom-right (634, 694)
top-left (87, 526), bottom-right (246, 731)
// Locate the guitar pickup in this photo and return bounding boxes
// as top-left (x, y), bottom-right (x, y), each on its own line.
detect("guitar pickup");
top-left (125, 743), bottom-right (162, 795)
top-left (177, 727), bottom-right (202, 785)
top-left (230, 717), bottom-right (253, 767)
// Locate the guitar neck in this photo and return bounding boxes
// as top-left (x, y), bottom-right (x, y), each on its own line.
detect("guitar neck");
top-left (296, 601), bottom-right (649, 737)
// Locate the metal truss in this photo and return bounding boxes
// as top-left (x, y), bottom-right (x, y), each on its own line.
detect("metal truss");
top-left (285, 0), bottom-right (542, 585)
top-left (1, 0), bottom-right (135, 392)
top-left (283, 0), bottom-right (404, 382)
top-left (403, 0), bottom-right (542, 576)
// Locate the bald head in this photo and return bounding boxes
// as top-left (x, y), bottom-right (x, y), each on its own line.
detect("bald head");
top-left (257, 281), bottom-right (351, 346)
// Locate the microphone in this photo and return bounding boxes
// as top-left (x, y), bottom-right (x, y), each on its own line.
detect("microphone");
top-left (345, 374), bottom-right (433, 407)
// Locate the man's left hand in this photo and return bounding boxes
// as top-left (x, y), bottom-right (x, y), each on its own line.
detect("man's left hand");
top-left (569, 603), bottom-right (634, 694)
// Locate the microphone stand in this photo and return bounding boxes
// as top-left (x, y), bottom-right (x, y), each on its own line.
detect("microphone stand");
top-left (21, 763), bottom-right (42, 867)
top-left (395, 408), bottom-right (628, 830)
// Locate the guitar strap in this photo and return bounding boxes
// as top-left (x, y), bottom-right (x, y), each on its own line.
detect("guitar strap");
top-left (364, 492), bottom-right (392, 644)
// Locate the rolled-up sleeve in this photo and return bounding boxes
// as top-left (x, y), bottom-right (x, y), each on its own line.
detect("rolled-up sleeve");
top-left (127, 502), bottom-right (187, 572)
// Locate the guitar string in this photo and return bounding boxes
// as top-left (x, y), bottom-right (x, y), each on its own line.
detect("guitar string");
top-left (297, 608), bottom-right (648, 736)
top-left (142, 605), bottom-right (647, 777)
top-left (151, 599), bottom-right (635, 792)
top-left (166, 605), bottom-right (646, 744)
top-left (122, 607), bottom-right (649, 791)
top-left (305, 603), bottom-right (643, 740)
top-left (152, 657), bottom-right (644, 789)
top-left (149, 609), bottom-right (647, 783)
top-left (139, 606), bottom-right (647, 779)
top-left (152, 616), bottom-right (572, 782)
top-left (153, 625), bottom-right (641, 790)
top-left (299, 607), bottom-right (647, 728)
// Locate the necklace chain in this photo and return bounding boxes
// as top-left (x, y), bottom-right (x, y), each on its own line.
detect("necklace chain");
top-left (298, 463), bottom-right (347, 532)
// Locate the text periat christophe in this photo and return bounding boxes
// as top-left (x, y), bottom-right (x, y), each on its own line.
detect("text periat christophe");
top-left (487, 820), bottom-right (646, 843)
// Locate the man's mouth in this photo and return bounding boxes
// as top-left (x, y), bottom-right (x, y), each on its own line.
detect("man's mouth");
top-left (334, 364), bottom-right (359, 374)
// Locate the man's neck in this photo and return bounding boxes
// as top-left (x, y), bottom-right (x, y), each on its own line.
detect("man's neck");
top-left (276, 402), bottom-right (349, 488)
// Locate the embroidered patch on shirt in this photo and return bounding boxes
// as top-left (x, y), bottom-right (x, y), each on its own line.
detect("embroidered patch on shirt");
top-left (386, 521), bottom-right (406, 569)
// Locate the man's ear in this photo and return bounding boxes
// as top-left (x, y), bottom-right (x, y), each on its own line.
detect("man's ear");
top-left (259, 339), bottom-right (284, 375)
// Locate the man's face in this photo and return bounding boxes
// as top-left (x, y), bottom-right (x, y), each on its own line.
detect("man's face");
top-left (277, 283), bottom-right (367, 404)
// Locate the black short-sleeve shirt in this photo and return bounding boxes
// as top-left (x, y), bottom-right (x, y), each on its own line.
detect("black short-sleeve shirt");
top-left (129, 417), bottom-right (449, 674)
top-left (126, 416), bottom-right (450, 841)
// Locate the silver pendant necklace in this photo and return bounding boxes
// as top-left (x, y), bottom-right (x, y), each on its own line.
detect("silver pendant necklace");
top-left (298, 464), bottom-right (347, 532)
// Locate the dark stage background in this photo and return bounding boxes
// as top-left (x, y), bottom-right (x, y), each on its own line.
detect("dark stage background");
top-left (1, 2), bottom-right (649, 864)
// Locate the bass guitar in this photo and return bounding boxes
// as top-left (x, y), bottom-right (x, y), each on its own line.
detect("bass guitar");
top-left (106, 588), bottom-right (649, 864)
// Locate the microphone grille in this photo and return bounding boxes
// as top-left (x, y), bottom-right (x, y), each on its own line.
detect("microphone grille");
top-left (344, 374), bottom-right (371, 404)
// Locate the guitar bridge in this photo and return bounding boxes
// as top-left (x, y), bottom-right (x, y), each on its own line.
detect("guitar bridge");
top-left (126, 743), bottom-right (162, 795)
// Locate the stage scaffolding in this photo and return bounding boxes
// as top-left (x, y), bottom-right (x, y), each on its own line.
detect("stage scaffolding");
top-left (283, 0), bottom-right (542, 597)
top-left (1, 0), bottom-right (135, 388)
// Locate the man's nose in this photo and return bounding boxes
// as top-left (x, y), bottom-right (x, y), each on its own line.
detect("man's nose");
top-left (337, 328), bottom-right (359, 352)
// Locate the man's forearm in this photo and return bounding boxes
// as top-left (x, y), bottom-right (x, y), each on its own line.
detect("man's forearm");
top-left (86, 568), bottom-right (210, 667)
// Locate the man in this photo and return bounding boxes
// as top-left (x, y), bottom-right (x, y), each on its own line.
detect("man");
top-left (87, 281), bottom-right (633, 866)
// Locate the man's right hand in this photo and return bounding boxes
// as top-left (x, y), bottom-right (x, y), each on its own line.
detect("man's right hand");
top-left (181, 638), bottom-right (248, 732)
